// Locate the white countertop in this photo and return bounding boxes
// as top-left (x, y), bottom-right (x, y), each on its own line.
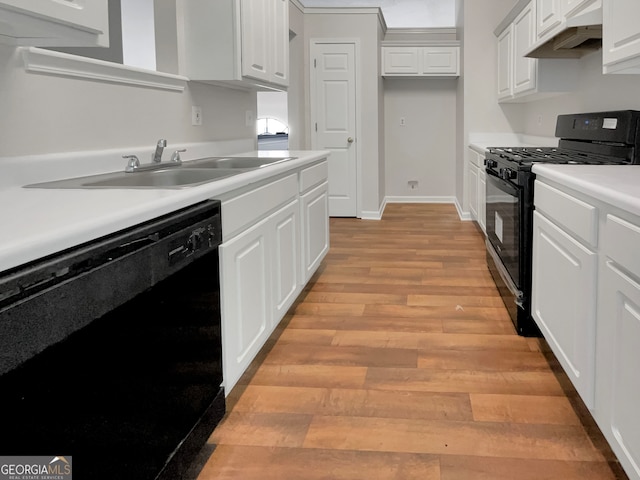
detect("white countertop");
top-left (0, 148), bottom-right (329, 273)
top-left (468, 133), bottom-right (558, 153)
top-left (532, 164), bottom-right (640, 217)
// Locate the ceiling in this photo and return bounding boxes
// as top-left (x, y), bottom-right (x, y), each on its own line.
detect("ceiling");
top-left (300, 0), bottom-right (456, 28)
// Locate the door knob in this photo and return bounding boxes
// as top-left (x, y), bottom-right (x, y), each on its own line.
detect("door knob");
top-left (347, 137), bottom-right (354, 143)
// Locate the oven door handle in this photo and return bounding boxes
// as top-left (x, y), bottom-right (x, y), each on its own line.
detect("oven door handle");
top-left (486, 168), bottom-right (519, 196)
top-left (486, 239), bottom-right (524, 308)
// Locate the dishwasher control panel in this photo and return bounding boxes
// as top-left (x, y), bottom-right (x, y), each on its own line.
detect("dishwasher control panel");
top-left (167, 216), bottom-right (220, 267)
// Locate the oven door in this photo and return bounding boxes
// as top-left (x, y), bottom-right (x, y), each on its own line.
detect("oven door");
top-left (485, 169), bottom-right (521, 290)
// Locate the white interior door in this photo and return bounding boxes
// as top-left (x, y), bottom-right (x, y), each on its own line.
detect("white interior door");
top-left (310, 41), bottom-right (358, 217)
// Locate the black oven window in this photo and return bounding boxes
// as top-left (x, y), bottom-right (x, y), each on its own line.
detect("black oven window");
top-left (486, 175), bottom-right (521, 288)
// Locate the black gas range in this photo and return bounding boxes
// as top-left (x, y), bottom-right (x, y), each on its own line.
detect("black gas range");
top-left (484, 110), bottom-right (640, 336)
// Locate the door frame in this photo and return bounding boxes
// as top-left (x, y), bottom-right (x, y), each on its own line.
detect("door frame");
top-left (309, 37), bottom-right (363, 218)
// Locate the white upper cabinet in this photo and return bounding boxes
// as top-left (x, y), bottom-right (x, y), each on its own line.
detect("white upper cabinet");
top-left (602, 0), bottom-right (640, 74)
top-left (496, 0), bottom-right (579, 102)
top-left (381, 44), bottom-right (460, 77)
top-left (537, 0), bottom-right (562, 40)
top-left (512, 2), bottom-right (537, 95)
top-left (383, 47), bottom-right (420, 75)
top-left (179, 0), bottom-right (289, 90)
top-left (497, 27), bottom-right (513, 99)
top-left (0, 0), bottom-right (108, 47)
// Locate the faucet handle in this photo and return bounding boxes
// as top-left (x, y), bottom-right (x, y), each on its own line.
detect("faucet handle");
top-left (170, 148), bottom-right (187, 163)
top-left (123, 155), bottom-right (140, 172)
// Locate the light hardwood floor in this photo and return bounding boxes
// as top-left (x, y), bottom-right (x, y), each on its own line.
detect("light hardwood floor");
top-left (194, 203), bottom-right (627, 480)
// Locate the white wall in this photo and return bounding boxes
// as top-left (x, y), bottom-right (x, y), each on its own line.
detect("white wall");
top-left (384, 78), bottom-right (457, 199)
top-left (0, 44), bottom-right (256, 158)
top-left (304, 10), bottom-right (384, 217)
top-left (521, 50), bottom-right (640, 136)
top-left (457, 0), bottom-right (523, 211)
top-left (257, 92), bottom-right (289, 126)
top-left (288, 2), bottom-right (307, 150)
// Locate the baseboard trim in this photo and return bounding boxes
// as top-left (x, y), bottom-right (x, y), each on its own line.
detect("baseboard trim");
top-left (361, 196), bottom-right (473, 221)
top-left (360, 196), bottom-right (387, 220)
top-left (454, 199), bottom-right (472, 221)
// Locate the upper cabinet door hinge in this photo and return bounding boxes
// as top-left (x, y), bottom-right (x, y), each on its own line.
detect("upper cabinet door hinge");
top-left (315, 123), bottom-right (318, 132)
top-left (314, 58), bottom-right (317, 68)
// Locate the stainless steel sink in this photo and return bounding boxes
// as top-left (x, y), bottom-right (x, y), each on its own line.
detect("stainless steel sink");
top-left (184, 156), bottom-right (296, 169)
top-left (26, 168), bottom-right (248, 189)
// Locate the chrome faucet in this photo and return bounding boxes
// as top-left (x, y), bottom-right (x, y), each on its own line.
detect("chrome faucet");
top-left (152, 139), bottom-right (167, 163)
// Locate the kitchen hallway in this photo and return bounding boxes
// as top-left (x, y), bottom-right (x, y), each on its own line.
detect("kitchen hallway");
top-left (191, 203), bottom-right (626, 479)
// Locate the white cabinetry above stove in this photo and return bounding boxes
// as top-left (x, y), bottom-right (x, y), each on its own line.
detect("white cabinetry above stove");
top-left (602, 0), bottom-right (640, 74)
top-left (496, 1), bottom-right (579, 102)
top-left (0, 0), bottom-right (108, 47)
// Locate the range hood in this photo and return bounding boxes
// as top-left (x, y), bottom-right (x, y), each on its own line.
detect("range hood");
top-left (525, 6), bottom-right (602, 59)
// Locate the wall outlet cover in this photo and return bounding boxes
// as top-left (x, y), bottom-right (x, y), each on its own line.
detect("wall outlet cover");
top-left (192, 106), bottom-right (202, 126)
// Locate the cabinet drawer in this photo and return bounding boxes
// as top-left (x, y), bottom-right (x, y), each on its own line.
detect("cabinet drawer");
top-left (300, 160), bottom-right (328, 193)
top-left (605, 214), bottom-right (640, 279)
top-left (222, 173), bottom-right (298, 239)
top-left (534, 180), bottom-right (598, 247)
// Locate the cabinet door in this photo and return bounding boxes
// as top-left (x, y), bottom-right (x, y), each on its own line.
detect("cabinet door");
top-left (0, 0), bottom-right (106, 33)
top-left (382, 47), bottom-right (419, 75)
top-left (301, 182), bottom-right (329, 283)
top-left (497, 27), bottom-right (513, 100)
top-left (532, 211), bottom-right (597, 409)
top-left (240, 0), bottom-right (270, 82)
top-left (537, 0), bottom-right (562, 39)
top-left (562, 0), bottom-right (598, 18)
top-left (0, 0), bottom-right (107, 46)
top-left (596, 259), bottom-right (640, 480)
top-left (271, 199), bottom-right (301, 326)
top-left (421, 47), bottom-right (459, 75)
top-left (220, 219), bottom-right (271, 392)
top-left (603, 0), bottom-right (640, 74)
top-left (478, 166), bottom-right (487, 234)
top-left (270, 0), bottom-right (289, 86)
top-left (513, 2), bottom-right (538, 95)
top-left (468, 163), bottom-right (479, 221)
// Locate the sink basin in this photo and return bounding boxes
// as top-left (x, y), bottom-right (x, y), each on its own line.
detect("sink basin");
top-left (26, 168), bottom-right (248, 189)
top-left (185, 156), bottom-right (296, 169)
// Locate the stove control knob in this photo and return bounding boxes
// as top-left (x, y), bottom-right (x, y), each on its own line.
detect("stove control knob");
top-left (500, 168), bottom-right (517, 180)
top-left (485, 159), bottom-right (497, 169)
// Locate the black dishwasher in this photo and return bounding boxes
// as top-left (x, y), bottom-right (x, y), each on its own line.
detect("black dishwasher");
top-left (0, 200), bottom-right (225, 479)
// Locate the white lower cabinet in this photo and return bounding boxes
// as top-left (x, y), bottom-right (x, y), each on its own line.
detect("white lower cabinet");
top-left (272, 199), bottom-right (301, 322)
top-left (220, 218), bottom-right (271, 391)
top-left (532, 210), bottom-right (597, 408)
top-left (468, 162), bottom-right (479, 221)
top-left (532, 176), bottom-right (640, 480)
top-left (301, 181), bottom-right (329, 283)
top-left (467, 147), bottom-right (485, 232)
top-left (219, 159), bottom-right (329, 394)
top-left (595, 214), bottom-right (640, 480)
top-left (478, 167), bottom-right (486, 233)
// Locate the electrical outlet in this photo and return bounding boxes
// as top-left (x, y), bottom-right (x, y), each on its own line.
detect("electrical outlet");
top-left (245, 110), bottom-right (254, 127)
top-left (191, 106), bottom-right (202, 126)
top-left (400, 117), bottom-right (406, 126)
top-left (408, 180), bottom-right (418, 189)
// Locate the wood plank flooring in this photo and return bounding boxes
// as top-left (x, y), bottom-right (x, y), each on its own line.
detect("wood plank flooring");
top-left (194, 203), bottom-right (627, 480)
